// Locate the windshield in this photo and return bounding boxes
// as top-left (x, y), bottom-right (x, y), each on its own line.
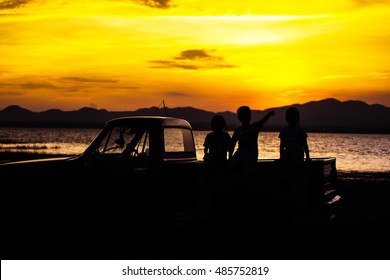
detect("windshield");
top-left (97, 125), bottom-right (150, 157)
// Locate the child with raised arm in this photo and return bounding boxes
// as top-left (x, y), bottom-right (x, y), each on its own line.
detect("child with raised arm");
top-left (230, 106), bottom-right (275, 174)
top-left (225, 107), bottom-right (275, 234)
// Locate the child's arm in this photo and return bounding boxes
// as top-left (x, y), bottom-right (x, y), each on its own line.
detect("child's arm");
top-left (255, 110), bottom-right (276, 127)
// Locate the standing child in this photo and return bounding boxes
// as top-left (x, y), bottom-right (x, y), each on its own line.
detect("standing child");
top-left (226, 106), bottom-right (275, 234)
top-left (203, 114), bottom-right (232, 166)
top-left (279, 107), bottom-right (311, 218)
top-left (279, 106), bottom-right (310, 165)
top-left (202, 114), bottom-right (232, 222)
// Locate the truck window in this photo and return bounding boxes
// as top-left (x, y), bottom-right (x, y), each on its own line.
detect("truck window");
top-left (99, 126), bottom-right (149, 157)
top-left (164, 128), bottom-right (195, 158)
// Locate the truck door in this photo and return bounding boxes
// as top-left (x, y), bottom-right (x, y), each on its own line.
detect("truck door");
top-left (159, 127), bottom-right (202, 219)
top-left (79, 125), bottom-right (160, 229)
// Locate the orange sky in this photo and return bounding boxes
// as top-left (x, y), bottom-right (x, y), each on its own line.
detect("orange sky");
top-left (0, 0), bottom-right (389, 112)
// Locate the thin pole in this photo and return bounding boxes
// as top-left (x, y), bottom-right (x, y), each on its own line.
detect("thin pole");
top-left (162, 100), bottom-right (168, 116)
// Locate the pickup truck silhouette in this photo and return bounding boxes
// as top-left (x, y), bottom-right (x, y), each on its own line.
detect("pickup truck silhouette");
top-left (2, 116), bottom-right (340, 241)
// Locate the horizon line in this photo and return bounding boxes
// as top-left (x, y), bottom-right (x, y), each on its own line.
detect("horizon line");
top-left (1, 98), bottom-right (389, 113)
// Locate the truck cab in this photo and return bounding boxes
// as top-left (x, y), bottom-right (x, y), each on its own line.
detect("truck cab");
top-left (81, 116), bottom-right (197, 164)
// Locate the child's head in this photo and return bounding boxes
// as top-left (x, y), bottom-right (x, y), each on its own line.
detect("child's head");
top-left (237, 106), bottom-right (251, 125)
top-left (211, 114), bottom-right (227, 132)
top-left (285, 107), bottom-right (300, 126)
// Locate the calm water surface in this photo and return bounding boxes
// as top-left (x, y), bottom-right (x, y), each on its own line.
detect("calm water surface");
top-left (1, 128), bottom-right (389, 172)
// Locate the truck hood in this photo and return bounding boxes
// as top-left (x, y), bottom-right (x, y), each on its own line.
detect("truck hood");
top-left (0, 155), bottom-right (79, 168)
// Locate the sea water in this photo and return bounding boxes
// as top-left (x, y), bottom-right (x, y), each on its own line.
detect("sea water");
top-left (0, 128), bottom-right (389, 172)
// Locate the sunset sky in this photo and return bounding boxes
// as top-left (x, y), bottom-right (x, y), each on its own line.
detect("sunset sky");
top-left (0, 0), bottom-right (389, 112)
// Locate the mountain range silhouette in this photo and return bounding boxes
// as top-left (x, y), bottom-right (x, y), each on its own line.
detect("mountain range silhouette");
top-left (0, 98), bottom-right (389, 133)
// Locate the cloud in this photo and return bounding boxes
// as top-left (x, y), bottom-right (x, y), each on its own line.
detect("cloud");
top-left (148, 60), bottom-right (200, 70)
top-left (0, 0), bottom-right (29, 10)
top-left (60, 77), bottom-right (139, 90)
top-left (165, 91), bottom-right (194, 97)
top-left (107, 86), bottom-right (139, 89)
top-left (321, 71), bottom-right (390, 81)
top-left (353, 0), bottom-right (390, 6)
top-left (20, 82), bottom-right (61, 90)
top-left (148, 49), bottom-right (237, 70)
top-left (60, 85), bottom-right (139, 92)
top-left (0, 90), bottom-right (25, 96)
top-left (133, 0), bottom-right (172, 9)
top-left (60, 77), bottom-right (119, 83)
top-left (175, 50), bottom-right (220, 61)
top-left (0, 77), bottom-right (139, 96)
top-left (0, 83), bottom-right (14, 87)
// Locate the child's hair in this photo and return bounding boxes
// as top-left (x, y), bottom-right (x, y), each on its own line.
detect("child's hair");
top-left (211, 114), bottom-right (227, 132)
top-left (285, 107), bottom-right (300, 125)
top-left (237, 106), bottom-right (251, 117)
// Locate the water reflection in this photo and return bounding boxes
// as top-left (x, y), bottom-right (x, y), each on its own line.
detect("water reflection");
top-left (0, 128), bottom-right (389, 172)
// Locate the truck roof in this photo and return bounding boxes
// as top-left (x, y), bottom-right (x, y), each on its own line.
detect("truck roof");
top-left (105, 116), bottom-right (192, 129)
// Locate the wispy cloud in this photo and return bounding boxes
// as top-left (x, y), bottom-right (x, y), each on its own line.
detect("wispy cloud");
top-left (0, 76), bottom-right (139, 94)
top-left (60, 77), bottom-right (119, 83)
top-left (175, 50), bottom-right (219, 60)
top-left (59, 77), bottom-right (139, 90)
top-left (133, 0), bottom-right (172, 9)
top-left (322, 71), bottom-right (390, 81)
top-left (165, 91), bottom-right (194, 97)
top-left (0, 90), bottom-right (25, 96)
top-left (149, 49), bottom-right (237, 70)
top-left (105, 86), bottom-right (139, 89)
top-left (20, 82), bottom-right (61, 90)
top-left (353, 0), bottom-right (390, 6)
top-left (0, 0), bottom-right (29, 10)
top-left (148, 60), bottom-right (199, 70)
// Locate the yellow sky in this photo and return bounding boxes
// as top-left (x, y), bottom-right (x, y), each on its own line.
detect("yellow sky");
top-left (0, 0), bottom-right (389, 112)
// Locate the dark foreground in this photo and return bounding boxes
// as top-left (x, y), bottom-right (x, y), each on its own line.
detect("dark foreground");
top-left (2, 153), bottom-right (390, 260)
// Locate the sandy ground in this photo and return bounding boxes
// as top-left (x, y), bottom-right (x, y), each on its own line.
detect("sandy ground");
top-left (1, 152), bottom-right (389, 260)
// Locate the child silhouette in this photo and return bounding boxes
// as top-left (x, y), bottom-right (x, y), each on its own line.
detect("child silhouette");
top-left (226, 106), bottom-right (275, 234)
top-left (278, 107), bottom-right (312, 218)
top-left (230, 106), bottom-right (275, 174)
top-left (203, 114), bottom-right (232, 165)
top-left (279, 107), bottom-right (310, 165)
top-left (202, 114), bottom-right (231, 222)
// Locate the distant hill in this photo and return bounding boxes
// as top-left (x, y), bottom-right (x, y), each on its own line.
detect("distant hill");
top-left (0, 98), bottom-right (389, 133)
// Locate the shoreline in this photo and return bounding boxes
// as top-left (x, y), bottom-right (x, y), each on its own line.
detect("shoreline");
top-left (0, 151), bottom-right (388, 175)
